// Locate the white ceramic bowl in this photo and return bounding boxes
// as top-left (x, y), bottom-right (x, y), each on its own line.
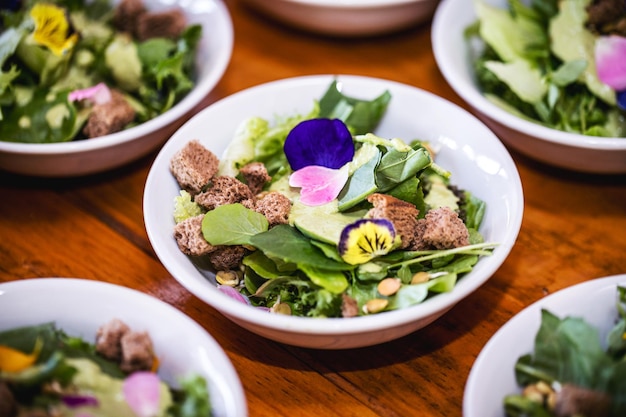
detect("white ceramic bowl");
top-left (0, 0), bottom-right (233, 177)
top-left (432, 0), bottom-right (626, 174)
top-left (464, 274), bottom-right (626, 417)
top-left (241, 0), bottom-right (440, 36)
top-left (144, 74), bottom-right (524, 349)
top-left (0, 278), bottom-right (247, 417)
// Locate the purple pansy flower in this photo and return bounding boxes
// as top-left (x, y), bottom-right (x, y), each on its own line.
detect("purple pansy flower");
top-left (284, 119), bottom-right (354, 171)
top-left (595, 35), bottom-right (626, 110)
top-left (284, 118), bottom-right (355, 205)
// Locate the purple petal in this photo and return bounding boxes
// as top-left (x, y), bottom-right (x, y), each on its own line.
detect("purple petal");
top-left (122, 372), bottom-right (161, 417)
top-left (618, 90), bottom-right (626, 111)
top-left (218, 285), bottom-right (251, 305)
top-left (289, 165), bottom-right (349, 206)
top-left (595, 35), bottom-right (626, 91)
top-left (62, 394), bottom-right (99, 408)
top-left (284, 119), bottom-right (354, 171)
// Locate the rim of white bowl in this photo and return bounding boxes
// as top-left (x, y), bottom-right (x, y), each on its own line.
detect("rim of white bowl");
top-left (145, 73), bottom-right (524, 337)
top-left (0, 0), bottom-right (233, 157)
top-left (432, 0), bottom-right (626, 152)
top-left (271, 0), bottom-right (432, 8)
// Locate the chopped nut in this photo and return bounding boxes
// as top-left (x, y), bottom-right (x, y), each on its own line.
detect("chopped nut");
top-left (271, 302), bottom-right (292, 315)
top-left (411, 271), bottom-right (430, 284)
top-left (377, 277), bottom-right (402, 296)
top-left (362, 298), bottom-right (389, 314)
top-left (216, 270), bottom-right (241, 286)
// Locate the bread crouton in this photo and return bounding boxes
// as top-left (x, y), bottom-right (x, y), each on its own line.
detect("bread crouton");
top-left (119, 330), bottom-right (155, 373)
top-left (113, 0), bottom-right (146, 35)
top-left (136, 8), bottom-right (187, 41)
top-left (173, 214), bottom-right (216, 256)
top-left (366, 193), bottom-right (421, 250)
top-left (208, 245), bottom-right (248, 271)
top-left (170, 140), bottom-right (220, 195)
top-left (82, 89), bottom-right (135, 138)
top-left (240, 162), bottom-right (271, 195)
top-left (194, 176), bottom-right (255, 211)
top-left (421, 206), bottom-right (469, 249)
top-left (95, 318), bottom-right (130, 362)
top-left (254, 191), bottom-right (291, 227)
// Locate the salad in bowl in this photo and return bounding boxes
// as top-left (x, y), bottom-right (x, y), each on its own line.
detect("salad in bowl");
top-left (168, 80), bottom-right (495, 319)
top-left (432, 0), bottom-right (626, 173)
top-left (0, 0), bottom-right (233, 177)
top-left (144, 74), bottom-right (523, 349)
top-left (0, 278), bottom-right (247, 417)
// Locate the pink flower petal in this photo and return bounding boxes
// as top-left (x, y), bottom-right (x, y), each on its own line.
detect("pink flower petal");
top-left (122, 372), bottom-right (161, 417)
top-left (218, 285), bottom-right (251, 305)
top-left (289, 165), bottom-right (348, 206)
top-left (68, 83), bottom-right (112, 105)
top-left (595, 35), bottom-right (626, 91)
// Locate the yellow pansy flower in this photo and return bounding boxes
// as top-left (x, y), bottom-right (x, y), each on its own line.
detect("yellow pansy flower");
top-left (0, 338), bottom-right (42, 373)
top-left (30, 3), bottom-right (79, 56)
top-left (338, 219), bottom-right (396, 265)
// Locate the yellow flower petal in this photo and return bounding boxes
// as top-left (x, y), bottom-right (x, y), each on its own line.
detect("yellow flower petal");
top-left (30, 3), bottom-right (78, 56)
top-left (0, 338), bottom-right (42, 373)
top-left (339, 219), bottom-right (396, 265)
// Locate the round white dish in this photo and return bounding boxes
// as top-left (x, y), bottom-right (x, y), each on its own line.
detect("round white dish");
top-left (432, 0), bottom-right (626, 174)
top-left (0, 277), bottom-right (247, 417)
top-left (464, 274), bottom-right (626, 417)
top-left (241, 0), bottom-right (440, 37)
top-left (144, 74), bottom-right (524, 349)
top-left (0, 0), bottom-right (233, 177)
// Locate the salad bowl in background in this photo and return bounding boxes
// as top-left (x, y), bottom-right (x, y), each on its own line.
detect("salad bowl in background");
top-left (0, 278), bottom-right (248, 417)
top-left (143, 74), bottom-right (524, 349)
top-left (240, 0), bottom-right (440, 37)
top-left (464, 274), bottom-right (626, 417)
top-left (432, 0), bottom-right (626, 174)
top-left (0, 0), bottom-right (233, 177)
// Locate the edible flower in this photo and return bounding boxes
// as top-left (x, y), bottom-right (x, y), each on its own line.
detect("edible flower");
top-left (595, 35), bottom-right (626, 109)
top-left (338, 219), bottom-right (396, 265)
top-left (0, 338), bottom-right (42, 373)
top-left (122, 372), bottom-right (161, 417)
top-left (289, 165), bottom-right (349, 206)
top-left (61, 394), bottom-right (99, 408)
top-left (218, 284), bottom-right (251, 305)
top-left (284, 118), bottom-right (354, 205)
top-left (69, 83), bottom-right (112, 105)
top-left (30, 3), bottom-right (79, 56)
top-left (284, 118), bottom-right (355, 170)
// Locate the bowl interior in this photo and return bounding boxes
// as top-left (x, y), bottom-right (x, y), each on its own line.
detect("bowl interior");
top-left (0, 278), bottom-right (247, 417)
top-left (463, 274), bottom-right (626, 417)
top-left (144, 74), bottom-right (523, 348)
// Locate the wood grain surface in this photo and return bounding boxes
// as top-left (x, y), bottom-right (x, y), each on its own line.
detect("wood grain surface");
top-left (1, 1), bottom-right (625, 416)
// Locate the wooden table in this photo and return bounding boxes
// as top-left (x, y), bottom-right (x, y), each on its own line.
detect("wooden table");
top-left (2, 1), bottom-right (626, 415)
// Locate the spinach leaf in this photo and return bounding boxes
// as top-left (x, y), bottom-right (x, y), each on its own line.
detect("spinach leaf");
top-left (202, 204), bottom-right (269, 246)
top-left (318, 79), bottom-right (391, 135)
top-left (249, 224), bottom-right (355, 272)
